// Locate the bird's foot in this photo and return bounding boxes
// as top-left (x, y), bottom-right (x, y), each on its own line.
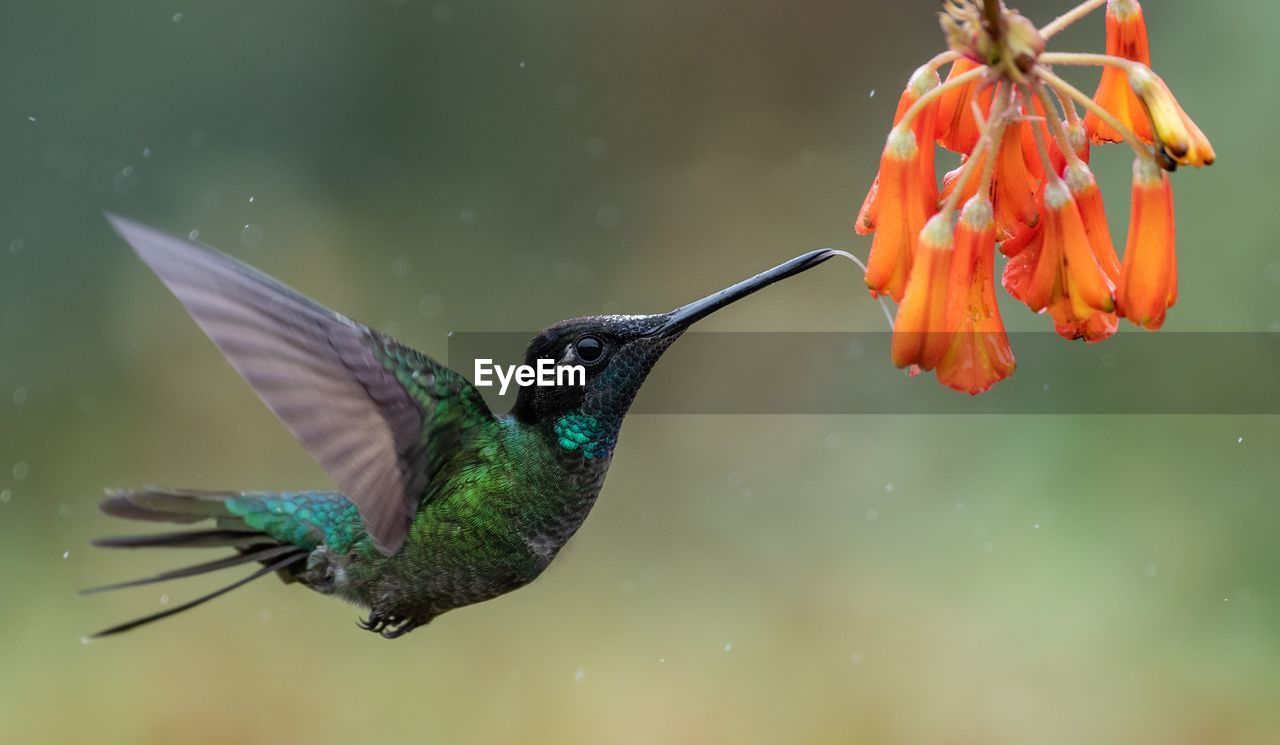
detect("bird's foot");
top-left (357, 611), bottom-right (420, 639)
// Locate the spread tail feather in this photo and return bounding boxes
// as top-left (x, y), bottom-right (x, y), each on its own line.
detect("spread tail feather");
top-left (88, 551), bottom-right (308, 638)
top-left (88, 487), bottom-right (311, 637)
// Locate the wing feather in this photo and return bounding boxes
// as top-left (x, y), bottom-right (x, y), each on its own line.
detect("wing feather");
top-left (106, 214), bottom-right (493, 555)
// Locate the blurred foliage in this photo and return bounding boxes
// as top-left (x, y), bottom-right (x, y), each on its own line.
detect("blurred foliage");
top-left (0, 1), bottom-right (1277, 743)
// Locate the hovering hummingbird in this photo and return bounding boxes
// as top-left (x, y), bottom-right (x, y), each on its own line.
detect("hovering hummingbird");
top-left (89, 215), bottom-right (836, 639)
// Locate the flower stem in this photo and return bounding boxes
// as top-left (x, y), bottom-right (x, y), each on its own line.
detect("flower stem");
top-left (1032, 82), bottom-right (1085, 169)
top-left (941, 84), bottom-right (1007, 219)
top-left (1039, 0), bottom-right (1108, 40)
top-left (1035, 65), bottom-right (1154, 162)
top-left (925, 50), bottom-right (963, 72)
top-left (1023, 87), bottom-right (1057, 178)
top-left (1038, 52), bottom-right (1138, 71)
top-left (893, 66), bottom-right (987, 133)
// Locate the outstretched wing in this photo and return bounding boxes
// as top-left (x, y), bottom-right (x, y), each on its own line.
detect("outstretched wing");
top-left (106, 214), bottom-right (494, 556)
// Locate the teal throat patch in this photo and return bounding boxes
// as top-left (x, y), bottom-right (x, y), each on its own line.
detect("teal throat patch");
top-left (553, 414), bottom-right (610, 459)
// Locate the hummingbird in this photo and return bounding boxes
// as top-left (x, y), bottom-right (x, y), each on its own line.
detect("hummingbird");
top-left (88, 215), bottom-right (836, 639)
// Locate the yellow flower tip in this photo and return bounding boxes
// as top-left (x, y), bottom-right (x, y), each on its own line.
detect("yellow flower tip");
top-left (1127, 66), bottom-right (1215, 168)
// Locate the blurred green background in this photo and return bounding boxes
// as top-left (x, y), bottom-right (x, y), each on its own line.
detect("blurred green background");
top-left (1, 1), bottom-right (1277, 743)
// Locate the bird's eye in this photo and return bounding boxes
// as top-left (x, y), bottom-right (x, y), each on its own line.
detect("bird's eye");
top-left (575, 336), bottom-right (605, 364)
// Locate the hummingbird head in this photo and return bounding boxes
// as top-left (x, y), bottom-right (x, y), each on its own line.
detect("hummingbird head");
top-left (510, 249), bottom-right (836, 459)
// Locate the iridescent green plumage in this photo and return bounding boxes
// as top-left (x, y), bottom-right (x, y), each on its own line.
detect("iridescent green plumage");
top-left (88, 215), bottom-right (835, 638)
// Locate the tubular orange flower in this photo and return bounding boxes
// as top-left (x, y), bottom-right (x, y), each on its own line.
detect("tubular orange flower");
top-left (865, 127), bottom-right (937, 301)
top-left (1116, 157), bottom-right (1176, 329)
top-left (1017, 178), bottom-right (1114, 319)
top-left (891, 214), bottom-right (955, 371)
top-left (936, 198), bottom-right (1015, 394)
top-left (1085, 0), bottom-right (1154, 144)
top-left (992, 120), bottom-right (1040, 240)
top-left (936, 58), bottom-right (994, 153)
top-left (1063, 161), bottom-right (1120, 282)
top-left (1128, 66), bottom-right (1216, 168)
top-left (856, 67), bottom-right (942, 235)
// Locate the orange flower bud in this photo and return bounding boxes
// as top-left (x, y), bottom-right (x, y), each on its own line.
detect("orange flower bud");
top-left (936, 59), bottom-right (994, 154)
top-left (936, 198), bottom-right (1016, 394)
top-left (1116, 157), bottom-right (1177, 329)
top-left (856, 67), bottom-right (941, 235)
top-left (1024, 179), bottom-right (1115, 316)
top-left (1085, 0), bottom-right (1154, 144)
top-left (1128, 66), bottom-right (1216, 168)
top-left (865, 127), bottom-right (938, 301)
top-left (891, 214), bottom-right (955, 370)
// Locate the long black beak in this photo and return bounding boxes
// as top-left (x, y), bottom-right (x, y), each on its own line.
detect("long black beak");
top-left (651, 249), bottom-right (838, 336)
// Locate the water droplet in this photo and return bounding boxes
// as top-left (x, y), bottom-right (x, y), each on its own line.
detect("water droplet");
top-left (391, 257), bottom-right (412, 279)
top-left (142, 147), bottom-right (153, 158)
top-left (172, 12), bottom-right (183, 23)
top-left (518, 61), bottom-right (527, 69)
top-left (1145, 564), bottom-right (1158, 577)
top-left (248, 195), bottom-right (256, 204)
top-left (62, 550), bottom-right (70, 560)
top-left (723, 643), bottom-right (732, 652)
top-left (850, 652), bottom-right (863, 664)
top-left (1236, 436), bottom-right (1244, 444)
top-left (0, 489), bottom-right (10, 503)
top-left (573, 667), bottom-right (586, 683)
top-left (459, 208), bottom-right (475, 224)
top-left (1042, 383), bottom-right (1051, 392)
top-left (240, 223), bottom-right (263, 248)
top-left (80, 636), bottom-right (91, 645)
top-left (864, 508), bottom-right (879, 522)
top-left (27, 115), bottom-right (37, 123)
top-left (417, 294), bottom-right (444, 319)
top-left (824, 433), bottom-right (842, 450)
top-left (884, 483), bottom-right (895, 493)
top-left (595, 206), bottom-right (621, 230)
top-left (432, 2), bottom-right (453, 24)
top-left (121, 165), bottom-right (134, 177)
top-left (12, 387), bottom-right (28, 406)
top-left (1032, 523), bottom-right (1041, 530)
top-left (869, 89), bottom-right (876, 98)
top-left (983, 542), bottom-right (995, 553)
top-left (188, 229), bottom-right (200, 240)
top-left (658, 657), bottom-right (666, 663)
top-left (9, 238), bottom-right (24, 256)
top-left (159, 594), bottom-right (170, 605)
top-left (13, 461), bottom-right (29, 481)
top-left (585, 137), bottom-right (608, 159)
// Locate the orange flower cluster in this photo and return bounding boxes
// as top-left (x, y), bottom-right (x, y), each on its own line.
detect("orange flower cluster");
top-left (856, 0), bottom-right (1213, 394)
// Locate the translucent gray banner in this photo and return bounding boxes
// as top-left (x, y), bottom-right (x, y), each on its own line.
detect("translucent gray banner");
top-left (447, 332), bottom-right (1280, 414)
